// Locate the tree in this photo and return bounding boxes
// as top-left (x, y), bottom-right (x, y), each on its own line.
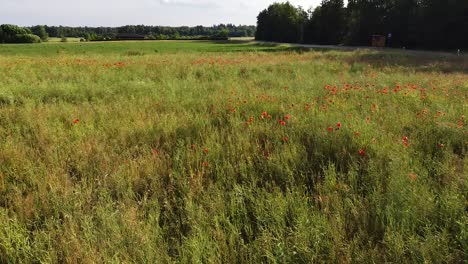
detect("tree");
top-left (0, 24), bottom-right (40, 43)
top-left (305, 0), bottom-right (346, 44)
top-left (255, 2), bottom-right (308, 43)
top-left (31, 25), bottom-right (48, 42)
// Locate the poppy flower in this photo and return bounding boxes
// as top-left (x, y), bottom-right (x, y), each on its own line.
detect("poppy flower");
top-left (408, 173), bottom-right (417, 181)
top-left (203, 148), bottom-right (209, 154)
top-left (152, 149), bottom-right (159, 155)
top-left (285, 114), bottom-right (291, 120)
top-left (359, 149), bottom-right (366, 157)
top-left (282, 137), bottom-right (289, 142)
top-left (336, 122), bottom-right (342, 128)
top-left (73, 118), bottom-right (80, 124)
top-left (327, 127), bottom-right (333, 132)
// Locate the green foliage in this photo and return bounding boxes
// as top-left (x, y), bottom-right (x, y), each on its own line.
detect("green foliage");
top-left (255, 2), bottom-right (308, 43)
top-left (28, 24), bottom-right (256, 41)
top-left (258, 0), bottom-right (468, 49)
top-left (30, 25), bottom-right (48, 42)
top-left (0, 41), bottom-right (466, 262)
top-left (305, 0), bottom-right (346, 45)
top-left (14, 34), bottom-right (41, 43)
top-left (0, 24), bottom-right (40, 43)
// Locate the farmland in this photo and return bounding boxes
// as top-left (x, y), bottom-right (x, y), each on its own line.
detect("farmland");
top-left (0, 40), bottom-right (467, 263)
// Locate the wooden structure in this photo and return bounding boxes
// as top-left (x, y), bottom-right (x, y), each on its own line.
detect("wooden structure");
top-left (372, 35), bottom-right (386, 47)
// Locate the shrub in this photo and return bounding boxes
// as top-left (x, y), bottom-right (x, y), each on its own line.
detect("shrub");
top-left (0, 24), bottom-right (33, 43)
top-left (13, 34), bottom-right (41, 43)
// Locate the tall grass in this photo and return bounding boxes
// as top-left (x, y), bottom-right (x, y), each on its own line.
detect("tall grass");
top-left (0, 41), bottom-right (466, 263)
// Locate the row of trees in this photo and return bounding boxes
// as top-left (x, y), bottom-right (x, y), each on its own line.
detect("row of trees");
top-left (1, 24), bottom-right (255, 43)
top-left (256, 1), bottom-right (468, 50)
top-left (34, 24), bottom-right (255, 41)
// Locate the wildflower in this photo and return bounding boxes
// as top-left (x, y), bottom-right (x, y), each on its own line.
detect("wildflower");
top-left (402, 136), bottom-right (409, 147)
top-left (202, 161), bottom-right (209, 167)
top-left (152, 149), bottom-right (159, 155)
top-left (327, 127), bottom-right (333, 132)
top-left (285, 114), bottom-right (291, 120)
top-left (336, 122), bottom-right (342, 129)
top-left (408, 173), bottom-right (417, 181)
top-left (278, 120), bottom-right (286, 126)
top-left (437, 143), bottom-right (444, 148)
top-left (282, 137), bottom-right (289, 142)
top-left (73, 118), bottom-right (80, 124)
top-left (204, 148), bottom-right (209, 154)
top-left (359, 149), bottom-right (366, 157)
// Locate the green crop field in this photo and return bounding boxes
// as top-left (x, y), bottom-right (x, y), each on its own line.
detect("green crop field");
top-left (0, 40), bottom-right (466, 263)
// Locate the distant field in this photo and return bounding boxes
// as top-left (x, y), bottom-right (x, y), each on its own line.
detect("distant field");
top-left (0, 40), bottom-right (292, 56)
top-left (47, 37), bottom-right (82, 43)
top-left (0, 40), bottom-right (466, 263)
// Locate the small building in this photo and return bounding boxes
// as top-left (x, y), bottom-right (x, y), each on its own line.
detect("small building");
top-left (116, 33), bottom-right (146, 40)
top-left (372, 35), bottom-right (386, 48)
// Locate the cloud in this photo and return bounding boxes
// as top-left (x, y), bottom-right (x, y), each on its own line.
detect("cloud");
top-left (0, 0), bottom-right (324, 26)
top-left (155, 0), bottom-right (220, 8)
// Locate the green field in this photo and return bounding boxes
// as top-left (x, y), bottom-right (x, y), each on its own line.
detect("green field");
top-left (0, 40), bottom-right (467, 263)
top-left (0, 40), bottom-right (293, 57)
top-left (47, 37), bottom-right (83, 43)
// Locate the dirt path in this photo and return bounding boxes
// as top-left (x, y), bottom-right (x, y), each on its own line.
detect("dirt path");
top-left (256, 41), bottom-right (465, 58)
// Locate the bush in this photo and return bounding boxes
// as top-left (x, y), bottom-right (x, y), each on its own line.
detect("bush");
top-left (0, 24), bottom-right (32, 43)
top-left (13, 34), bottom-right (41, 43)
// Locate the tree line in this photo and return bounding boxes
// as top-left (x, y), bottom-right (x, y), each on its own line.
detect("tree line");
top-left (36, 24), bottom-right (255, 41)
top-left (256, 0), bottom-right (468, 50)
top-left (1, 24), bottom-right (256, 43)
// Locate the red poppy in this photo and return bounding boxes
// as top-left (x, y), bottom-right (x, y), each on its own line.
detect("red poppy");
top-left (285, 114), bottom-right (291, 120)
top-left (152, 149), bottom-right (159, 155)
top-left (282, 137), bottom-right (289, 142)
top-left (203, 148), bottom-right (209, 154)
top-left (327, 127), bottom-right (333, 132)
top-left (73, 118), bottom-right (80, 124)
top-left (359, 149), bottom-right (366, 157)
top-left (336, 122), bottom-right (342, 128)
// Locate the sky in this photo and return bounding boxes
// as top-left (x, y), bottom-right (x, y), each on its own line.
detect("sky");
top-left (0, 0), bottom-right (323, 27)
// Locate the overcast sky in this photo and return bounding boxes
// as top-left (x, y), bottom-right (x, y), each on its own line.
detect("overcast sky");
top-left (0, 0), bottom-right (325, 27)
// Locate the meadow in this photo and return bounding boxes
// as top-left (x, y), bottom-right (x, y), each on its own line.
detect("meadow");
top-left (0, 40), bottom-right (466, 263)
